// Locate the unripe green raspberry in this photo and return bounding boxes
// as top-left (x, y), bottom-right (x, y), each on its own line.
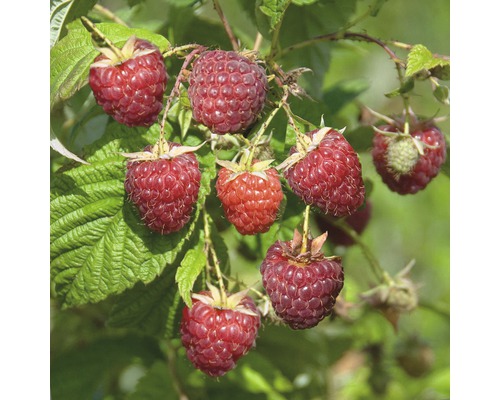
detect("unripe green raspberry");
top-left (386, 136), bottom-right (419, 176)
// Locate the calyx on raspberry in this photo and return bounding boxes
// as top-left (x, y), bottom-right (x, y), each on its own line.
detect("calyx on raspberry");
top-left (360, 260), bottom-right (419, 330)
top-left (191, 282), bottom-right (259, 317)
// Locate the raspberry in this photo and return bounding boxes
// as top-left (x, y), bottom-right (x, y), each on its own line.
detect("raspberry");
top-left (281, 128), bottom-right (365, 217)
top-left (187, 50), bottom-right (268, 134)
top-left (89, 36), bottom-right (167, 127)
top-left (124, 141), bottom-right (201, 234)
top-left (260, 231), bottom-right (344, 329)
top-left (180, 288), bottom-right (261, 377)
top-left (315, 200), bottom-right (372, 247)
top-left (372, 123), bottom-right (447, 194)
top-left (215, 159), bottom-right (283, 235)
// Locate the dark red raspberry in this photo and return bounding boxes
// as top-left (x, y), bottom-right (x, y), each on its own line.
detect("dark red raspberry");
top-left (372, 123), bottom-right (447, 194)
top-left (282, 128), bottom-right (365, 217)
top-left (89, 36), bottom-right (167, 127)
top-left (260, 232), bottom-right (344, 329)
top-left (187, 50), bottom-right (268, 134)
top-left (216, 160), bottom-right (283, 235)
top-left (315, 200), bottom-right (372, 247)
top-left (124, 142), bottom-right (201, 234)
top-left (180, 289), bottom-right (261, 377)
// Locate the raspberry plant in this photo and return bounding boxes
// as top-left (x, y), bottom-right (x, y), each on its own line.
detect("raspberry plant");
top-left (50, 1), bottom-right (450, 399)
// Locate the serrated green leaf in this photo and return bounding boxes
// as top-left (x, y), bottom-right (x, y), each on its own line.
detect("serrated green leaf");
top-left (175, 230), bottom-right (207, 308)
top-left (405, 44), bottom-right (450, 78)
top-left (106, 267), bottom-right (175, 336)
top-left (259, 0), bottom-right (292, 30)
top-left (50, 0), bottom-right (98, 47)
top-left (384, 77), bottom-right (414, 98)
top-left (50, 19), bottom-right (169, 109)
top-left (50, 123), bottom-right (212, 308)
top-left (51, 334), bottom-right (162, 400)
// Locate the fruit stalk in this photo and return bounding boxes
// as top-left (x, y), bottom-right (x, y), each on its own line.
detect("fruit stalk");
top-left (301, 205), bottom-right (311, 254)
top-left (330, 218), bottom-right (390, 285)
top-left (80, 16), bottom-right (125, 61)
top-left (203, 208), bottom-right (227, 305)
top-left (245, 96), bottom-right (284, 169)
top-left (159, 46), bottom-right (205, 153)
top-left (212, 0), bottom-right (239, 51)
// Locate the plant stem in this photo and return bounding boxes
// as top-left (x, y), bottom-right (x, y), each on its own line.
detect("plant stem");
top-left (301, 205), bottom-right (311, 254)
top-left (92, 4), bottom-right (129, 26)
top-left (203, 208), bottom-right (227, 305)
top-left (213, 0), bottom-right (239, 51)
top-left (269, 0), bottom-right (292, 59)
top-left (245, 96), bottom-right (284, 168)
top-left (164, 341), bottom-right (189, 400)
top-left (159, 46), bottom-right (205, 152)
top-left (80, 16), bottom-right (124, 60)
top-left (330, 218), bottom-right (390, 285)
top-left (253, 32), bottom-right (264, 52)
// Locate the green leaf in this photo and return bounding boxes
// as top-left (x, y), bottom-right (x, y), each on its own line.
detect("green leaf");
top-left (50, 0), bottom-right (98, 47)
top-left (277, 0), bottom-right (359, 98)
top-left (50, 19), bottom-right (169, 109)
top-left (384, 77), bottom-right (414, 98)
top-left (175, 230), bottom-right (207, 308)
top-left (107, 267), bottom-right (178, 338)
top-left (127, 361), bottom-right (176, 400)
top-left (292, 0), bottom-right (318, 5)
top-left (51, 334), bottom-right (162, 400)
top-left (50, 126), bottom-right (90, 164)
top-left (50, 123), bottom-right (212, 308)
top-left (259, 0), bottom-right (292, 30)
top-left (405, 44), bottom-right (450, 78)
top-left (323, 79), bottom-right (370, 115)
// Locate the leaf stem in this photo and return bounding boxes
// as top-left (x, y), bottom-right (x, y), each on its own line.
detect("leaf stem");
top-left (301, 205), bottom-right (311, 254)
top-left (92, 4), bottom-right (129, 26)
top-left (203, 208), bottom-right (227, 305)
top-left (245, 95), bottom-right (284, 168)
top-left (164, 341), bottom-right (190, 400)
top-left (159, 46), bottom-right (205, 152)
top-left (212, 0), bottom-right (239, 51)
top-left (329, 218), bottom-right (390, 285)
top-left (80, 16), bottom-right (124, 60)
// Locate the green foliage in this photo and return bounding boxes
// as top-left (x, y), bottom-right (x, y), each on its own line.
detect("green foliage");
top-left (50, 0), bottom-right (450, 399)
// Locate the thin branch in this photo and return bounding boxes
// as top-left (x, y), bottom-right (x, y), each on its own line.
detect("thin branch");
top-left (253, 32), bottom-right (264, 52)
top-left (93, 4), bottom-right (129, 26)
top-left (213, 0), bottom-right (239, 51)
top-left (159, 46), bottom-right (205, 151)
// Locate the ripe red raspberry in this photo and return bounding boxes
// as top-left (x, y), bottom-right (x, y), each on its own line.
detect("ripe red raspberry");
top-left (260, 231), bottom-right (344, 329)
top-left (216, 159), bottom-right (283, 235)
top-left (372, 123), bottom-right (447, 194)
top-left (124, 141), bottom-right (201, 234)
top-left (180, 288), bottom-right (261, 377)
top-left (187, 50), bottom-right (268, 134)
top-left (315, 200), bottom-right (372, 247)
top-left (89, 36), bottom-right (167, 127)
top-left (281, 128), bottom-right (365, 217)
